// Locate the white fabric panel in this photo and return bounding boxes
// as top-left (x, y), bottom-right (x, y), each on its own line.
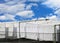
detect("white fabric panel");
top-left (38, 24), bottom-right (54, 41)
top-left (17, 32), bottom-right (19, 38)
top-left (0, 35), bottom-right (5, 38)
top-left (20, 23), bottom-right (26, 32)
top-left (20, 23), bottom-right (26, 38)
top-left (6, 22), bottom-right (13, 36)
top-left (0, 27), bottom-right (5, 31)
top-left (25, 22), bottom-right (38, 40)
top-left (20, 32), bottom-right (25, 38)
top-left (43, 25), bottom-right (54, 33)
top-left (26, 33), bottom-right (37, 40)
top-left (0, 22), bottom-right (5, 27)
top-left (0, 22), bottom-right (5, 31)
top-left (0, 31), bottom-right (5, 34)
top-left (26, 23), bottom-right (37, 32)
top-left (38, 24), bottom-right (54, 33)
top-left (39, 34), bottom-right (44, 41)
top-left (25, 22), bottom-right (55, 41)
top-left (13, 22), bottom-right (19, 38)
top-left (8, 27), bottom-right (13, 36)
top-left (43, 34), bottom-right (53, 41)
top-left (0, 23), bottom-right (5, 38)
top-left (5, 22), bottom-right (13, 27)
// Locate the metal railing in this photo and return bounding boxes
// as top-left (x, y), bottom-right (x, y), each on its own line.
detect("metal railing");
top-left (0, 31), bottom-right (58, 41)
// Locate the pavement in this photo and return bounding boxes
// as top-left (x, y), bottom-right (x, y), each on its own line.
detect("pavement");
top-left (0, 38), bottom-right (57, 43)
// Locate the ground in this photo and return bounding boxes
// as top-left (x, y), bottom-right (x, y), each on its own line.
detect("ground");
top-left (0, 38), bottom-right (57, 43)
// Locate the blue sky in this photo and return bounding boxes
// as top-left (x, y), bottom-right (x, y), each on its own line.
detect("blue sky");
top-left (0, 0), bottom-right (60, 22)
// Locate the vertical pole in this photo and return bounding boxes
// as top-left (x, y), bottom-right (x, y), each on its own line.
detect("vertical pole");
top-left (54, 25), bottom-right (56, 43)
top-left (5, 27), bottom-right (8, 39)
top-left (19, 22), bottom-right (20, 38)
top-left (25, 23), bottom-right (26, 38)
top-left (58, 24), bottom-right (60, 43)
top-left (13, 24), bottom-right (14, 39)
top-left (37, 23), bottom-right (39, 41)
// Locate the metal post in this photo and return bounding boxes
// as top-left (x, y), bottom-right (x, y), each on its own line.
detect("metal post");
top-left (5, 27), bottom-right (8, 38)
top-left (54, 25), bottom-right (56, 43)
top-left (58, 24), bottom-right (60, 43)
top-left (19, 22), bottom-right (20, 38)
top-left (25, 23), bottom-right (26, 38)
top-left (37, 24), bottom-right (39, 41)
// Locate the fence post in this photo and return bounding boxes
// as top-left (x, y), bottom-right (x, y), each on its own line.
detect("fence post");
top-left (25, 23), bottom-right (26, 38)
top-left (58, 24), bottom-right (60, 43)
top-left (19, 22), bottom-right (20, 38)
top-left (37, 24), bottom-right (39, 41)
top-left (54, 25), bottom-right (56, 43)
top-left (5, 27), bottom-right (8, 39)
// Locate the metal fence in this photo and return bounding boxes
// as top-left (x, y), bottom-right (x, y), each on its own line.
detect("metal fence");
top-left (0, 32), bottom-right (55, 40)
top-left (0, 22), bottom-right (60, 43)
top-left (0, 31), bottom-right (59, 43)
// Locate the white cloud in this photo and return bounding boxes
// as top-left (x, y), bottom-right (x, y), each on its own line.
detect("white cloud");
top-left (28, 0), bottom-right (40, 2)
top-left (26, 3), bottom-right (38, 10)
top-left (54, 9), bottom-right (60, 20)
top-left (46, 15), bottom-right (57, 20)
top-left (26, 4), bottom-right (32, 10)
top-left (32, 18), bottom-right (37, 20)
top-left (16, 10), bottom-right (34, 18)
top-left (0, 13), bottom-right (15, 20)
top-left (41, 0), bottom-right (60, 20)
top-left (5, 0), bottom-right (26, 5)
top-left (36, 15), bottom-right (57, 21)
top-left (6, 3), bottom-right (26, 14)
top-left (42, 0), bottom-right (60, 10)
top-left (54, 9), bottom-right (60, 14)
top-left (0, 16), bottom-right (6, 20)
top-left (0, 3), bottom-right (33, 21)
top-left (5, 13), bottom-right (15, 20)
top-left (0, 4), bottom-right (15, 21)
top-left (0, 4), bottom-right (9, 14)
top-left (27, 0), bottom-right (45, 2)
top-left (50, 16), bottom-right (57, 19)
top-left (0, 0), bottom-right (37, 21)
top-left (38, 17), bottom-right (45, 20)
top-left (30, 3), bottom-right (38, 6)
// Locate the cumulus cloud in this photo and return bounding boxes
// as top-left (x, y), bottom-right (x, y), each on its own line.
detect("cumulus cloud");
top-left (5, 0), bottom-right (26, 5)
top-left (0, 13), bottom-right (15, 20)
top-left (32, 18), bottom-right (37, 20)
top-left (27, 0), bottom-right (46, 2)
top-left (6, 3), bottom-right (26, 14)
top-left (0, 0), bottom-right (36, 21)
top-left (54, 9), bottom-right (60, 14)
top-left (16, 10), bottom-right (34, 18)
top-left (0, 0), bottom-right (49, 21)
top-left (5, 13), bottom-right (15, 20)
top-left (35, 15), bottom-right (57, 21)
top-left (0, 4), bottom-right (8, 13)
top-left (42, 0), bottom-right (60, 20)
top-left (42, 0), bottom-right (60, 10)
top-left (26, 3), bottom-right (38, 10)
top-left (54, 9), bottom-right (60, 20)
top-left (46, 15), bottom-right (57, 20)
top-left (0, 16), bottom-right (6, 20)
top-left (38, 17), bottom-right (45, 20)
